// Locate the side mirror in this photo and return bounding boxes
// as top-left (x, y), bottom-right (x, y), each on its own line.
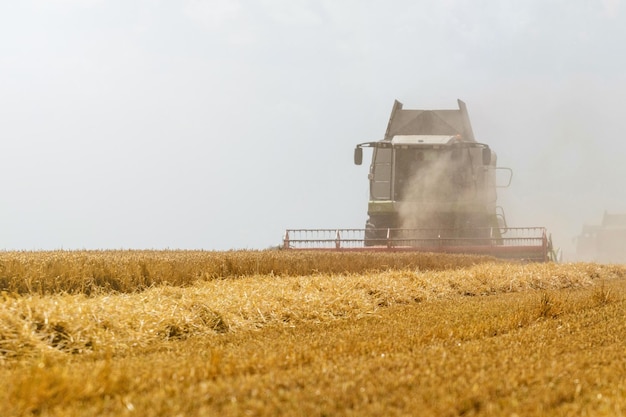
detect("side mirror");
top-left (482, 147), bottom-right (492, 165)
top-left (354, 147), bottom-right (363, 165)
top-left (496, 167), bottom-right (513, 188)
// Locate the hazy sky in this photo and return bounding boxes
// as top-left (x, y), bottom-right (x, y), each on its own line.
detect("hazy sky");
top-left (1, 0), bottom-right (625, 256)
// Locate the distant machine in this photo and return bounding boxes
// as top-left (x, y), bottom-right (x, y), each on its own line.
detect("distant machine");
top-left (284, 99), bottom-right (555, 262)
top-left (576, 212), bottom-right (626, 263)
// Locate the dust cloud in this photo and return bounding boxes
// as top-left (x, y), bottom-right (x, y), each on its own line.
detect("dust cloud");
top-left (384, 83), bottom-right (626, 264)
top-left (473, 80), bottom-right (626, 263)
top-left (396, 148), bottom-right (475, 231)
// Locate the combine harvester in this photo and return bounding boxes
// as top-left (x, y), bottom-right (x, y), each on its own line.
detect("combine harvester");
top-left (284, 99), bottom-right (555, 262)
top-left (576, 212), bottom-right (626, 263)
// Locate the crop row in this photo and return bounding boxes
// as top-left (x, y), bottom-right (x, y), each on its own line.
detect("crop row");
top-left (0, 250), bottom-right (492, 295)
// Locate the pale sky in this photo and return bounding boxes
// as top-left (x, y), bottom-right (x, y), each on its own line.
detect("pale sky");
top-left (1, 0), bottom-right (625, 256)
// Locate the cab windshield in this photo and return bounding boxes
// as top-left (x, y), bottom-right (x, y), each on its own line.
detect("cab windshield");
top-left (394, 147), bottom-right (472, 202)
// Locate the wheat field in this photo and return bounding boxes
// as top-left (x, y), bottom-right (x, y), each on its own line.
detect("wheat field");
top-left (0, 250), bottom-right (624, 416)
